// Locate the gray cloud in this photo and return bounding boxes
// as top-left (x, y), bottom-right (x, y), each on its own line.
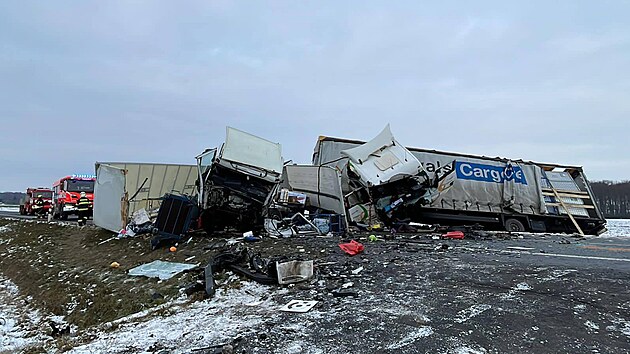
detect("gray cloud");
top-left (1, 1), bottom-right (629, 191)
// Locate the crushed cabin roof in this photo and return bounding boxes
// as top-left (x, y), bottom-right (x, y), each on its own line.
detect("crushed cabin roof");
top-left (315, 135), bottom-right (585, 171)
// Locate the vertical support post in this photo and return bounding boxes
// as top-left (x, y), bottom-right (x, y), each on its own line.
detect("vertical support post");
top-left (552, 188), bottom-right (584, 236)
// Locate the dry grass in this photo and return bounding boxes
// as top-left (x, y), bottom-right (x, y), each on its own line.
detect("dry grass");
top-left (0, 219), bottom-right (213, 332)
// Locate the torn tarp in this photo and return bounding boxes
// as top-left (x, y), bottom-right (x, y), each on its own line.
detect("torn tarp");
top-left (128, 260), bottom-right (198, 280)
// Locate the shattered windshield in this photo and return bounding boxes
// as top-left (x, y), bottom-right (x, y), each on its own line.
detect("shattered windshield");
top-left (66, 179), bottom-right (94, 193)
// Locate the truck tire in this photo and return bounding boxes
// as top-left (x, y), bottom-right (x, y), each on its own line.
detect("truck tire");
top-left (505, 218), bottom-right (526, 232)
top-left (19, 206), bottom-right (25, 215)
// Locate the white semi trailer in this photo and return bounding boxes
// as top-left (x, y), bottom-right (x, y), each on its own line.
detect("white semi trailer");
top-left (313, 134), bottom-right (606, 235)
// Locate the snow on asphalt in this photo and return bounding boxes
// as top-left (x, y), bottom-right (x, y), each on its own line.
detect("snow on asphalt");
top-left (68, 281), bottom-right (286, 353)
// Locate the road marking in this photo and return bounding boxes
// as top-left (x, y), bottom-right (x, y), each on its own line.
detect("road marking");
top-left (528, 252), bottom-right (630, 262)
top-left (580, 245), bottom-right (630, 253)
top-left (458, 246), bottom-right (630, 263)
top-left (584, 242), bottom-right (630, 248)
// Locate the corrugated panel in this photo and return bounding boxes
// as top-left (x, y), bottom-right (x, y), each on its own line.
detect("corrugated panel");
top-left (544, 171), bottom-right (581, 192)
top-left (97, 162), bottom-right (198, 216)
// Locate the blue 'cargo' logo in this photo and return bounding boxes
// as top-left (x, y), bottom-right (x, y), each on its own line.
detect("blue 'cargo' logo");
top-left (455, 161), bottom-right (528, 185)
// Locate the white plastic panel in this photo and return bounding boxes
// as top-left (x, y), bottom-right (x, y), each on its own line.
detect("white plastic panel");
top-left (218, 127), bottom-right (283, 183)
top-left (340, 125), bottom-right (424, 186)
top-left (93, 163), bottom-right (126, 232)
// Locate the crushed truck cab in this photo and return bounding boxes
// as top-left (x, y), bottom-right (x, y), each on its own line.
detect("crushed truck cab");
top-left (196, 127), bottom-right (283, 234)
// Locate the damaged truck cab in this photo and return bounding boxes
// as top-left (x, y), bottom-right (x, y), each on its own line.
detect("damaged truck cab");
top-left (339, 125), bottom-right (431, 224)
top-left (196, 127), bottom-right (284, 234)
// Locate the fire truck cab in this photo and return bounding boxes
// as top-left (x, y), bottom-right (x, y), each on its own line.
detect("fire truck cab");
top-left (20, 188), bottom-right (53, 215)
top-left (52, 174), bottom-right (96, 220)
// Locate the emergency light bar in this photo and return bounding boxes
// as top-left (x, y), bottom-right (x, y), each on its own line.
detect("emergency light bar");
top-left (71, 174), bottom-right (96, 179)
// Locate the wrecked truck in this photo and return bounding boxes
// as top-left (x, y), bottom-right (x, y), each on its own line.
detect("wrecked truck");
top-left (263, 164), bottom-right (348, 237)
top-left (313, 128), bottom-right (606, 235)
top-left (196, 127), bottom-right (284, 234)
top-left (336, 125), bottom-right (434, 227)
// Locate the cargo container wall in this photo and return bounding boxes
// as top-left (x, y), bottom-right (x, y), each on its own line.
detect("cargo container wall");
top-left (94, 162), bottom-right (198, 232)
top-left (313, 136), bottom-right (606, 234)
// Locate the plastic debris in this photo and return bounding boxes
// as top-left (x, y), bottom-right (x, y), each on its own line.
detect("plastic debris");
top-left (280, 300), bottom-right (318, 313)
top-left (351, 266), bottom-right (364, 275)
top-left (128, 260), bottom-right (197, 280)
top-left (339, 240), bottom-right (365, 256)
top-left (276, 260), bottom-right (314, 285)
top-left (443, 231), bottom-right (465, 239)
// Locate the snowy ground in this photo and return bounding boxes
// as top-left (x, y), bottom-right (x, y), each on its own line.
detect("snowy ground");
top-left (68, 281), bottom-right (283, 354)
top-left (0, 276), bottom-right (55, 353)
top-left (600, 219), bottom-right (630, 237)
top-left (0, 206), bottom-right (19, 213)
top-left (1, 218), bottom-right (630, 353)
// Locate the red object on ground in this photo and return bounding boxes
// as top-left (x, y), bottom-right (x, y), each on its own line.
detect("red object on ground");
top-left (443, 231), bottom-right (465, 239)
top-left (339, 240), bottom-right (365, 256)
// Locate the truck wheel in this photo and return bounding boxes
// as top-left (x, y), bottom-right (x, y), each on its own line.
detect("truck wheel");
top-left (505, 218), bottom-right (526, 232)
top-left (60, 212), bottom-right (68, 220)
top-left (19, 206), bottom-right (25, 215)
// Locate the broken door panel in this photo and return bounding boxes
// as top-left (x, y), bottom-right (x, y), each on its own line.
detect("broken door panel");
top-left (282, 165), bottom-right (346, 215)
top-left (217, 127), bottom-right (283, 183)
top-left (93, 163), bottom-right (126, 232)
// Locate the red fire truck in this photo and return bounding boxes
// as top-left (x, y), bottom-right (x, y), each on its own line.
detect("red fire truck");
top-left (52, 174), bottom-right (96, 220)
top-left (20, 188), bottom-right (53, 216)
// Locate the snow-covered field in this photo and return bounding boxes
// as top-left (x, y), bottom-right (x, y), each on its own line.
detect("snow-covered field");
top-left (600, 219), bottom-right (630, 237)
top-left (69, 281), bottom-right (283, 353)
top-left (0, 276), bottom-right (54, 353)
top-left (0, 218), bottom-right (629, 352)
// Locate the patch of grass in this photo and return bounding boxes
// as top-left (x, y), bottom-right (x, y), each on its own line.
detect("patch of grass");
top-left (0, 220), bottom-right (207, 332)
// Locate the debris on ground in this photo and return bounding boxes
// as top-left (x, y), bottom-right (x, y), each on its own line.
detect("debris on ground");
top-left (128, 260), bottom-right (198, 280)
top-left (339, 240), bottom-right (365, 256)
top-left (280, 300), bottom-right (319, 313)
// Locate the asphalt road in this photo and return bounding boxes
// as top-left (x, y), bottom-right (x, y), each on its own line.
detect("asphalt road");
top-left (239, 231), bottom-right (630, 353)
top-left (1, 213), bottom-right (628, 352)
top-left (0, 209), bottom-right (89, 224)
top-left (0, 209), bottom-right (36, 220)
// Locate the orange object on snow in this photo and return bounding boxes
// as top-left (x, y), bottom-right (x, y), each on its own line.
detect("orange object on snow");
top-left (169, 246), bottom-right (177, 252)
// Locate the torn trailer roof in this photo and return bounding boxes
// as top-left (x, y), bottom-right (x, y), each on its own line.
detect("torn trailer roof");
top-left (312, 132), bottom-right (606, 235)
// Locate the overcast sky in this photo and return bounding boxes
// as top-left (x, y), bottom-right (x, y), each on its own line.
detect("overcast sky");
top-left (1, 1), bottom-right (629, 191)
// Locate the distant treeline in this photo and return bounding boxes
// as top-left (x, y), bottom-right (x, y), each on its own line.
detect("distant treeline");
top-left (591, 181), bottom-right (630, 218)
top-left (0, 192), bottom-right (26, 205)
